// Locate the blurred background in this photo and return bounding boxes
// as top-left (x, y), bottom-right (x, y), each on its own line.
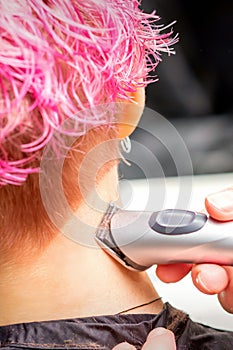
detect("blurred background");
top-left (120, 0), bottom-right (233, 179)
top-left (119, 2), bottom-right (233, 328)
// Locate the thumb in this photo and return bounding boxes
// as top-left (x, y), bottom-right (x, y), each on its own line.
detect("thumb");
top-left (142, 328), bottom-right (176, 350)
top-left (112, 328), bottom-right (176, 350)
top-left (205, 187), bottom-right (233, 221)
top-left (112, 343), bottom-right (136, 350)
top-left (191, 264), bottom-right (229, 294)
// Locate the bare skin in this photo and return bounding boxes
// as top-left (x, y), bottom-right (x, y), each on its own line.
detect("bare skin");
top-left (0, 166), bottom-right (163, 326)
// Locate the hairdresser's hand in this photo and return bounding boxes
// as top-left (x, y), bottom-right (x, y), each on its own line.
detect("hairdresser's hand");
top-left (156, 187), bottom-right (233, 314)
top-left (112, 327), bottom-right (176, 350)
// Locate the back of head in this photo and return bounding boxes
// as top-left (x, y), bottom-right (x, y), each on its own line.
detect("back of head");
top-left (0, 0), bottom-right (175, 265)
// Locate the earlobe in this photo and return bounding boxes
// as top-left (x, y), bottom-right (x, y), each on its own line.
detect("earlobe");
top-left (117, 87), bottom-right (145, 139)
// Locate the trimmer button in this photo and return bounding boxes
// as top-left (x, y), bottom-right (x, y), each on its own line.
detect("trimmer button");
top-left (149, 209), bottom-right (207, 235)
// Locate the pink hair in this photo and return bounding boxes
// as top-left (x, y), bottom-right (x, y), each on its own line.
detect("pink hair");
top-left (0, 0), bottom-right (177, 186)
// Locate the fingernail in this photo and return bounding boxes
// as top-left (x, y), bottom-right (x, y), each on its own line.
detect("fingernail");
top-left (146, 328), bottom-right (176, 347)
top-left (147, 327), bottom-right (174, 340)
top-left (113, 343), bottom-right (135, 350)
top-left (150, 327), bottom-right (168, 336)
top-left (207, 189), bottom-right (233, 213)
top-left (196, 272), bottom-right (213, 293)
top-left (195, 265), bottom-right (228, 294)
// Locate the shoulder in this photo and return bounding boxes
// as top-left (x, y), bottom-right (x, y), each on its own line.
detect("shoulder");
top-left (164, 303), bottom-right (233, 349)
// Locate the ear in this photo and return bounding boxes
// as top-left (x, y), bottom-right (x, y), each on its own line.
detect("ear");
top-left (117, 87), bottom-right (145, 139)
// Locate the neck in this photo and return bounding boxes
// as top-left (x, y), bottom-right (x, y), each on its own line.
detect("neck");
top-left (0, 169), bottom-right (162, 326)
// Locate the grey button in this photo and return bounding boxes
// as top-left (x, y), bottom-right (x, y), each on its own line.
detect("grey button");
top-left (149, 209), bottom-right (207, 235)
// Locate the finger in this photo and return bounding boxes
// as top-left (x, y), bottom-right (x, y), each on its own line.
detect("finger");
top-left (156, 264), bottom-right (192, 283)
top-left (112, 342), bottom-right (136, 350)
top-left (205, 187), bottom-right (233, 221)
top-left (142, 328), bottom-right (176, 350)
top-left (191, 264), bottom-right (229, 294)
top-left (218, 266), bottom-right (233, 313)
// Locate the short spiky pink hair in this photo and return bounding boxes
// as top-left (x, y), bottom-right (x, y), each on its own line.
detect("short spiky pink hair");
top-left (0, 0), bottom-right (177, 186)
